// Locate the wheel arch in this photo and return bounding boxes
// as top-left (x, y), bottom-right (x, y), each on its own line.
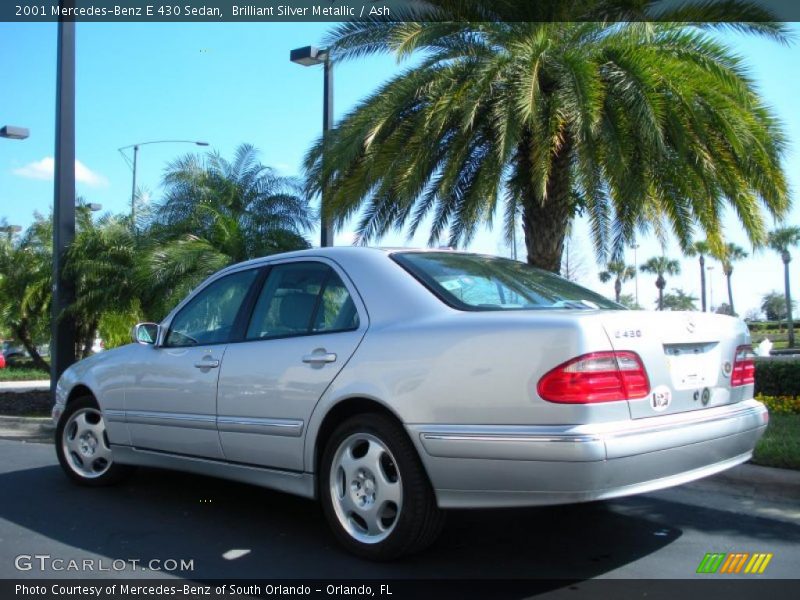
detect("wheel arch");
top-left (66, 384), bottom-right (97, 406)
top-left (309, 395), bottom-right (433, 498)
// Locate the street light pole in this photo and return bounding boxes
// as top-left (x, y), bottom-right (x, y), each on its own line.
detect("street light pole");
top-left (131, 144), bottom-right (139, 229)
top-left (52, 10), bottom-right (77, 392)
top-left (631, 243), bottom-right (640, 306)
top-left (118, 140), bottom-right (208, 232)
top-left (707, 265), bottom-right (715, 311)
top-left (291, 45), bottom-right (334, 247)
top-left (0, 225), bottom-right (22, 242)
top-left (321, 53), bottom-right (334, 248)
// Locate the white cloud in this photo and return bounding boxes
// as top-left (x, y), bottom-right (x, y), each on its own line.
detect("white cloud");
top-left (13, 157), bottom-right (108, 187)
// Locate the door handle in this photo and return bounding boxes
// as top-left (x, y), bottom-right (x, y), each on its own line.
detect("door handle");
top-left (194, 359), bottom-right (220, 369)
top-left (302, 352), bottom-right (337, 365)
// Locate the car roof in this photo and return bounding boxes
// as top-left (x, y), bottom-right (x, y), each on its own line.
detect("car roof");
top-left (215, 245), bottom-right (465, 274)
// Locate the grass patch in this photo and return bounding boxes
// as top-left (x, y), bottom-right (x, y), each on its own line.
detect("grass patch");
top-left (0, 367), bottom-right (49, 382)
top-left (752, 414), bottom-right (800, 470)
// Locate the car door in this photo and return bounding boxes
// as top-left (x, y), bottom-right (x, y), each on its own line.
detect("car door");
top-left (124, 268), bottom-right (260, 459)
top-left (216, 259), bottom-right (367, 471)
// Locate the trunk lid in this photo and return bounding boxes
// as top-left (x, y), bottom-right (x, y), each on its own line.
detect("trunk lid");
top-left (597, 311), bottom-right (752, 419)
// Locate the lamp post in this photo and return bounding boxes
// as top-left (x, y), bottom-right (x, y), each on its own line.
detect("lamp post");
top-left (707, 265), bottom-right (715, 311)
top-left (0, 225), bottom-right (22, 241)
top-left (76, 201), bottom-right (102, 213)
top-left (0, 126), bottom-right (29, 140)
top-left (52, 8), bottom-right (76, 392)
top-left (291, 45), bottom-right (334, 247)
top-left (631, 243), bottom-right (640, 306)
top-left (118, 140), bottom-right (208, 231)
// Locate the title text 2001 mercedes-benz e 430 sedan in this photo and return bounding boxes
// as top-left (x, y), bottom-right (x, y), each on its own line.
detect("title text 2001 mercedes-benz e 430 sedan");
top-left (53, 247), bottom-right (767, 559)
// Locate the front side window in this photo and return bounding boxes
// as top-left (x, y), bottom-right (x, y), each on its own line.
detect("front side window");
top-left (166, 269), bottom-right (258, 347)
top-left (246, 262), bottom-right (359, 340)
top-left (393, 252), bottom-right (621, 311)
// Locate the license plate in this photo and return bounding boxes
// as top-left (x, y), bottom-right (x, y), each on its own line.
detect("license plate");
top-left (664, 343), bottom-right (719, 390)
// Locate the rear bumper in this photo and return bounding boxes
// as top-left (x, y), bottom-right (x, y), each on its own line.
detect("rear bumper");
top-left (408, 399), bottom-right (768, 508)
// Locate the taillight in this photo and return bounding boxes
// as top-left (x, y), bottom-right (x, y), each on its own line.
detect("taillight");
top-left (537, 351), bottom-right (650, 403)
top-left (731, 345), bottom-right (756, 386)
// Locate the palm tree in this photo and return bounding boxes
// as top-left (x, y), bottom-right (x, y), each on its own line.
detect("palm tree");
top-left (767, 227), bottom-right (800, 348)
top-left (598, 261), bottom-right (636, 304)
top-left (304, 5), bottom-right (789, 272)
top-left (720, 243), bottom-right (748, 317)
top-left (0, 216), bottom-right (52, 370)
top-left (0, 226), bottom-right (49, 368)
top-left (685, 240), bottom-right (711, 312)
top-left (640, 256), bottom-right (681, 311)
top-left (148, 144), bottom-right (313, 310)
top-left (65, 210), bottom-right (147, 355)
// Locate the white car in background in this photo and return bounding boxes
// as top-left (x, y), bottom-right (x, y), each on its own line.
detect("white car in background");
top-left (52, 247), bottom-right (766, 559)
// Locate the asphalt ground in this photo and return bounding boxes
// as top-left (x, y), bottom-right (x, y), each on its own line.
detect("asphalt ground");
top-left (0, 438), bottom-right (798, 585)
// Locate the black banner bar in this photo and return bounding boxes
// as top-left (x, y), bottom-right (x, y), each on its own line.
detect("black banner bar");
top-left (4, 1), bottom-right (800, 23)
top-left (4, 579), bottom-right (800, 600)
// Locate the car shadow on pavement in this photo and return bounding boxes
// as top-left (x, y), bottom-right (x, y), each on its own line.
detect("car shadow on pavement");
top-left (2, 463), bottom-right (684, 583)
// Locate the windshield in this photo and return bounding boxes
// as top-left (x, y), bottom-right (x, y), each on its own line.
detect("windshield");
top-left (393, 252), bottom-right (621, 311)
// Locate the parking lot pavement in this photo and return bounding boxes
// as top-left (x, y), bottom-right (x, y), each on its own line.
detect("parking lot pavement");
top-left (0, 438), bottom-right (798, 582)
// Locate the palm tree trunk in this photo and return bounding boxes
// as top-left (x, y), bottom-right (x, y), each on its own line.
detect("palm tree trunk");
top-left (699, 255), bottom-right (707, 312)
top-left (519, 131), bottom-right (573, 273)
top-left (726, 273), bottom-right (735, 316)
top-left (657, 275), bottom-right (665, 311)
top-left (614, 278), bottom-right (622, 303)
top-left (785, 256), bottom-right (795, 348)
top-left (13, 323), bottom-right (50, 372)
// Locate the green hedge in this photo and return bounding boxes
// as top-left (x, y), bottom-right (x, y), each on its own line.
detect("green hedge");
top-left (748, 321), bottom-right (790, 333)
top-left (755, 360), bottom-right (800, 397)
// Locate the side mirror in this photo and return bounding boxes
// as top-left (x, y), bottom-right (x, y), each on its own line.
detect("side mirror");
top-left (132, 322), bottom-right (160, 345)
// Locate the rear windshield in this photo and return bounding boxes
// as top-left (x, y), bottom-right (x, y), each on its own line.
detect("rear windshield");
top-left (393, 252), bottom-right (621, 311)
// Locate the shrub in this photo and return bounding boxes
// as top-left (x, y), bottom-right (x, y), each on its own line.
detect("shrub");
top-left (754, 360), bottom-right (800, 397)
top-left (755, 394), bottom-right (800, 415)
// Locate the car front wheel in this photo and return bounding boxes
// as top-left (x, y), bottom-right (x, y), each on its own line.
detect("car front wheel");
top-left (56, 396), bottom-right (133, 486)
top-left (320, 413), bottom-right (444, 560)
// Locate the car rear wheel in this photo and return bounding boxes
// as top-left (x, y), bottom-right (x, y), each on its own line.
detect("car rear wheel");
top-left (320, 413), bottom-right (444, 560)
top-left (56, 396), bottom-right (133, 486)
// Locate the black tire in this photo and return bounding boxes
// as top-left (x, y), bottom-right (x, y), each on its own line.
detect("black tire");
top-left (320, 413), bottom-right (444, 560)
top-left (55, 396), bottom-right (134, 487)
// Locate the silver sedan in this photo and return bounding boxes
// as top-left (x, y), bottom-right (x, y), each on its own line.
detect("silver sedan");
top-left (52, 248), bottom-right (767, 559)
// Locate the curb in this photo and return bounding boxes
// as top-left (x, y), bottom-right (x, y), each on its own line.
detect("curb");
top-left (0, 415), bottom-right (55, 442)
top-left (0, 380), bottom-right (51, 393)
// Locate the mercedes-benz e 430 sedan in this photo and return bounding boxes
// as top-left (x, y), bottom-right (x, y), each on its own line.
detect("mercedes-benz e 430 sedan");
top-left (53, 247), bottom-right (767, 559)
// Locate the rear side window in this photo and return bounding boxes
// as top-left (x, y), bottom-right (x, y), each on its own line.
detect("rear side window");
top-left (246, 262), bottom-right (359, 340)
top-left (393, 252), bottom-right (620, 311)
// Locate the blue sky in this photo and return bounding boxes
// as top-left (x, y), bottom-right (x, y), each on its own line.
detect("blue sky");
top-left (1, 21), bottom-right (798, 317)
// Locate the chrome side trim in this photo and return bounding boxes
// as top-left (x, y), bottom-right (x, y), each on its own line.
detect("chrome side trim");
top-left (124, 410), bottom-right (217, 430)
top-left (217, 416), bottom-right (304, 437)
top-left (111, 445), bottom-right (315, 499)
top-left (421, 434), bottom-right (602, 444)
top-left (414, 426), bottom-right (607, 462)
top-left (103, 409), bottom-right (126, 422)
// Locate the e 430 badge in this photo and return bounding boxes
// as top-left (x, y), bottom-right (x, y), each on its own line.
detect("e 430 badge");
top-left (614, 329), bottom-right (642, 339)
